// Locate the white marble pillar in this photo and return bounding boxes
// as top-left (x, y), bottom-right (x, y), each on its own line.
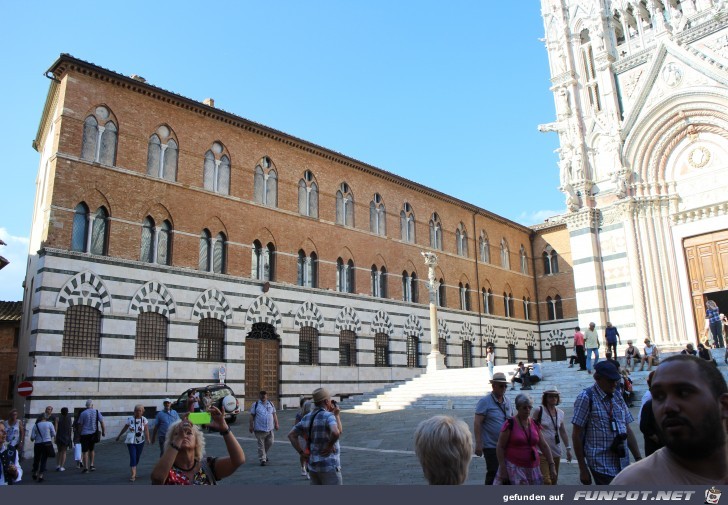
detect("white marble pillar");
top-left (422, 251), bottom-right (445, 371)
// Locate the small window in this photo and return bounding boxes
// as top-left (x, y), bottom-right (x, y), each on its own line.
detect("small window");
top-left (62, 305), bottom-right (101, 358)
top-left (370, 193), bottom-right (386, 236)
top-left (501, 239), bottom-right (510, 270)
top-left (507, 344), bottom-right (516, 364)
top-left (213, 233), bottom-right (226, 274)
top-left (402, 271), bottom-right (418, 303)
top-left (456, 223), bottom-right (468, 257)
top-left (374, 333), bottom-right (389, 366)
top-left (336, 258), bottom-right (355, 293)
top-left (253, 156), bottom-right (277, 207)
top-left (371, 266), bottom-right (387, 298)
top-left (479, 232), bottom-right (490, 263)
top-left (298, 170), bottom-right (318, 218)
top-left (81, 106), bottom-right (117, 165)
top-left (299, 326), bottom-right (319, 365)
top-left (71, 203), bottom-right (90, 252)
top-left (252, 241), bottom-right (275, 281)
top-left (135, 312), bottom-right (168, 360)
top-left (429, 213), bottom-right (442, 250)
top-left (336, 183), bottom-right (354, 226)
top-left (438, 337), bottom-right (448, 367)
top-left (520, 246), bottom-right (528, 274)
top-left (462, 341), bottom-right (473, 368)
top-left (147, 126), bottom-right (178, 182)
top-left (400, 203), bottom-right (415, 243)
top-left (197, 317), bottom-right (225, 362)
top-left (407, 335), bottom-right (420, 368)
top-left (203, 142), bottom-right (230, 195)
top-left (339, 330), bottom-right (357, 366)
top-left (527, 345), bottom-right (535, 362)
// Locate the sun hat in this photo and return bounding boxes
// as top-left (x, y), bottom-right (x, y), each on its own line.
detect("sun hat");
top-left (543, 387), bottom-right (559, 395)
top-left (489, 372), bottom-right (509, 384)
top-left (312, 387), bottom-right (331, 404)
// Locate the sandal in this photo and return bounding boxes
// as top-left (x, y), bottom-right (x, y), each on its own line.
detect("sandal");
top-left (90, 465), bottom-right (96, 471)
top-left (129, 477), bottom-right (136, 482)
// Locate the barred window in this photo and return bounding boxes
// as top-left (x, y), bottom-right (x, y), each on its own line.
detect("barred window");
top-left (407, 335), bottom-right (420, 368)
top-left (462, 341), bottom-right (473, 368)
top-left (134, 312), bottom-right (167, 360)
top-left (198, 317), bottom-right (225, 362)
top-left (62, 305), bottom-right (101, 357)
top-left (438, 337), bottom-right (447, 367)
top-left (507, 344), bottom-right (516, 364)
top-left (339, 330), bottom-right (357, 366)
top-left (374, 333), bottom-right (389, 367)
top-left (527, 345), bottom-right (535, 362)
top-left (299, 326), bottom-right (319, 365)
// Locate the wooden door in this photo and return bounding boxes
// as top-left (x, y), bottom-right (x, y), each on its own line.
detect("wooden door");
top-left (244, 323), bottom-right (279, 408)
top-left (684, 230), bottom-right (728, 335)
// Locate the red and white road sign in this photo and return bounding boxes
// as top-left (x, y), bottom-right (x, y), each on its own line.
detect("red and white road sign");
top-left (17, 381), bottom-right (33, 397)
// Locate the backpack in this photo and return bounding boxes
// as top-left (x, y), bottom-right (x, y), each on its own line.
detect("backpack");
top-left (0, 446), bottom-right (17, 485)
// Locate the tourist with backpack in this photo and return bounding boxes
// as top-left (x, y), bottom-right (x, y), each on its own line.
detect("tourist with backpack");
top-left (248, 391), bottom-right (279, 466)
top-left (532, 388), bottom-right (572, 484)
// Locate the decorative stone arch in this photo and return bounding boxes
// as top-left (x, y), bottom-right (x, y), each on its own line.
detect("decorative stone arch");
top-left (460, 321), bottom-right (475, 343)
top-left (525, 330), bottom-right (537, 348)
top-left (403, 314), bottom-right (423, 338)
top-left (294, 301), bottom-right (325, 331)
top-left (192, 288), bottom-right (232, 323)
top-left (437, 318), bottom-right (450, 340)
top-left (56, 271), bottom-right (111, 313)
top-left (335, 306), bottom-right (362, 333)
top-left (370, 310), bottom-right (393, 336)
top-left (545, 329), bottom-right (568, 347)
top-left (244, 295), bottom-right (282, 331)
top-left (129, 281), bottom-right (177, 318)
top-left (504, 327), bottom-right (518, 346)
top-left (482, 323), bottom-right (496, 340)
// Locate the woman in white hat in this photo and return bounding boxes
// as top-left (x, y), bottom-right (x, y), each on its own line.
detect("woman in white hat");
top-left (532, 387), bottom-right (571, 485)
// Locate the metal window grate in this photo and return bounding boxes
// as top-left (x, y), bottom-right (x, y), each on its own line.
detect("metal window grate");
top-left (507, 344), bottom-right (516, 364)
top-left (407, 335), bottom-right (420, 368)
top-left (527, 345), bottom-right (535, 362)
top-left (62, 305), bottom-right (101, 357)
top-left (299, 326), bottom-right (319, 365)
top-left (374, 333), bottom-right (389, 366)
top-left (462, 341), bottom-right (472, 368)
top-left (438, 337), bottom-right (447, 367)
top-left (198, 317), bottom-right (225, 362)
top-left (339, 330), bottom-right (357, 366)
top-left (135, 312), bottom-right (168, 360)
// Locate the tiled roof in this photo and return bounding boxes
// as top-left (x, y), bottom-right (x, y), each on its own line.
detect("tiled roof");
top-left (0, 301), bottom-right (22, 321)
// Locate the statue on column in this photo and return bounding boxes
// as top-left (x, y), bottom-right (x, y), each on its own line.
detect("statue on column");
top-left (563, 183), bottom-right (580, 212)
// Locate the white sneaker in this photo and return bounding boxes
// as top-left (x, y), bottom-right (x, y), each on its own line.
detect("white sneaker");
top-left (301, 468), bottom-right (307, 477)
top-left (60, 467), bottom-right (66, 472)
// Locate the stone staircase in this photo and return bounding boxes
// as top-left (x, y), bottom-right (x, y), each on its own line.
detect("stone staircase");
top-left (342, 348), bottom-right (728, 411)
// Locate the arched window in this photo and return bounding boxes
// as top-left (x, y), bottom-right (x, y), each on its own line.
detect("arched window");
top-left (456, 223), bottom-right (468, 257)
top-left (72, 204), bottom-right (108, 255)
top-left (146, 126), bottom-right (178, 182)
top-left (555, 295), bottom-right (564, 319)
top-left (551, 250), bottom-right (559, 274)
top-left (339, 330), bottom-right (357, 366)
top-left (203, 142), bottom-right (230, 195)
top-left (546, 296), bottom-right (555, 320)
top-left (298, 170), bottom-right (318, 218)
top-left (135, 311), bottom-right (168, 360)
top-left (297, 250), bottom-right (318, 288)
top-left (336, 183), bottom-right (354, 226)
top-left (429, 213), bottom-right (442, 250)
top-left (197, 317), bottom-right (225, 362)
top-left (580, 29), bottom-right (601, 113)
top-left (336, 258), bottom-right (355, 293)
top-left (504, 292), bottom-right (510, 317)
top-left (81, 106), bottom-right (117, 166)
top-left (213, 232), bottom-right (226, 274)
top-left (437, 279), bottom-right (446, 308)
top-left (253, 156), bottom-right (277, 207)
top-left (402, 271), bottom-right (418, 303)
top-left (523, 297), bottom-right (531, 321)
top-left (62, 305), bottom-right (101, 357)
top-left (199, 229), bottom-right (211, 271)
top-left (141, 217), bottom-right (172, 265)
top-left (400, 203), bottom-right (415, 243)
top-left (462, 341), bottom-right (473, 368)
top-left (370, 193), bottom-right (386, 236)
top-left (252, 241), bottom-right (275, 281)
top-left (459, 283), bottom-right (470, 311)
top-left (299, 326), bottom-right (319, 365)
top-left (371, 265), bottom-right (387, 298)
top-left (543, 247), bottom-right (559, 275)
top-left (374, 333), bottom-right (389, 366)
top-left (407, 335), bottom-right (420, 368)
top-left (543, 251), bottom-right (551, 274)
top-left (480, 232), bottom-right (490, 263)
top-left (157, 220), bottom-right (171, 266)
top-left (501, 239), bottom-right (510, 270)
top-left (520, 246), bottom-right (528, 274)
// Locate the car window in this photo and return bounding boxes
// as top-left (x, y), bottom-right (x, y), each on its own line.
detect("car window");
top-left (212, 387), bottom-right (233, 402)
top-left (177, 392), bottom-right (188, 406)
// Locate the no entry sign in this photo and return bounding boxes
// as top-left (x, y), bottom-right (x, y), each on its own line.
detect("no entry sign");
top-left (17, 381), bottom-right (33, 397)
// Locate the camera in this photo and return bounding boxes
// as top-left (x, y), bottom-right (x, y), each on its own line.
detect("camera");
top-left (609, 433), bottom-right (627, 458)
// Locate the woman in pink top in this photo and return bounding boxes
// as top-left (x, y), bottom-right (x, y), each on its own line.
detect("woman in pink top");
top-left (573, 326), bottom-right (586, 371)
top-left (494, 393), bottom-right (555, 485)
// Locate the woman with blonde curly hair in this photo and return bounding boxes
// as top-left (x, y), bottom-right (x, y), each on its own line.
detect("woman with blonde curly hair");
top-left (151, 406), bottom-right (245, 485)
top-left (414, 415), bottom-right (472, 485)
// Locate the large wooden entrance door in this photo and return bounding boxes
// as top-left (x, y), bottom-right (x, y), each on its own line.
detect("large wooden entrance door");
top-left (684, 230), bottom-right (728, 335)
top-left (245, 323), bottom-right (280, 408)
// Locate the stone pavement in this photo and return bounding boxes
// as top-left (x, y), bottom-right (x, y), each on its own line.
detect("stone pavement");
top-left (15, 402), bottom-right (646, 486)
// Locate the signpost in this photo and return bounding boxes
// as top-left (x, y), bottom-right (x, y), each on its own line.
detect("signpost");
top-left (17, 381), bottom-right (33, 397)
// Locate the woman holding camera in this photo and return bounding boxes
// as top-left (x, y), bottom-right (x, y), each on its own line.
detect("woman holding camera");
top-left (116, 404), bottom-right (150, 482)
top-left (494, 393), bottom-right (555, 485)
top-left (150, 406), bottom-right (245, 485)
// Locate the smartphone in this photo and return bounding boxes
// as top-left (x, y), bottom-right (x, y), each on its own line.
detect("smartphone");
top-left (188, 412), bottom-right (211, 425)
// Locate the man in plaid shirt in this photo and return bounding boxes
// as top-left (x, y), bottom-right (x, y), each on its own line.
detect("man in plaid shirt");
top-left (288, 387), bottom-right (343, 485)
top-left (572, 361), bottom-right (642, 484)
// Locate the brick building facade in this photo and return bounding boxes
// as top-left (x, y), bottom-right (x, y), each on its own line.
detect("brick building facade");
top-left (0, 301), bottom-right (22, 418)
top-left (17, 54), bottom-right (576, 438)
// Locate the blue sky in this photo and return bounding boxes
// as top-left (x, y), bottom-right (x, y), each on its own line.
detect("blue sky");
top-left (0, 1), bottom-right (563, 301)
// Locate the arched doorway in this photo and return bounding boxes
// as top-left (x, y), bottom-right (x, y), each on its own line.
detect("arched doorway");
top-left (245, 322), bottom-right (280, 408)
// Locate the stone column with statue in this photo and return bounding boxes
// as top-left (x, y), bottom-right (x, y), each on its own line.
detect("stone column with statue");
top-left (421, 251), bottom-right (446, 371)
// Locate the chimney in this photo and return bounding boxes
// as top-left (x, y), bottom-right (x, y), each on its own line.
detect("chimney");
top-left (130, 74), bottom-right (146, 83)
top-left (203, 98), bottom-right (215, 107)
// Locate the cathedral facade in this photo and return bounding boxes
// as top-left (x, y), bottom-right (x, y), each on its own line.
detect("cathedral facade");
top-left (17, 54), bottom-right (575, 431)
top-left (539, 0), bottom-right (728, 347)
